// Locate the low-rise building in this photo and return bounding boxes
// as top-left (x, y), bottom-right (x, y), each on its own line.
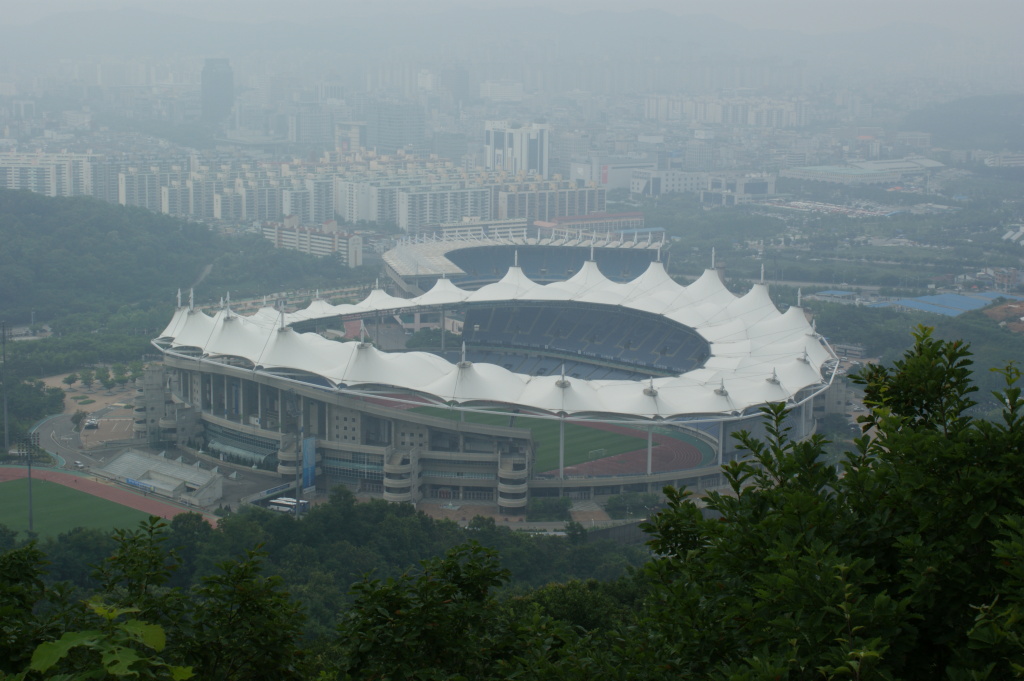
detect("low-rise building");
top-left (263, 218), bottom-right (363, 266)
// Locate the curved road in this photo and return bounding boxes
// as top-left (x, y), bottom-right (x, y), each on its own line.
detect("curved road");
top-left (39, 407), bottom-right (121, 468)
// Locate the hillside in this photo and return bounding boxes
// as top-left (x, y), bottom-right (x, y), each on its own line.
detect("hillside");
top-left (0, 189), bottom-right (371, 326)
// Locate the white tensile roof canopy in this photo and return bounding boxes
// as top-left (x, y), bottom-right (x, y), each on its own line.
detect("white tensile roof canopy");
top-left (155, 261), bottom-right (835, 421)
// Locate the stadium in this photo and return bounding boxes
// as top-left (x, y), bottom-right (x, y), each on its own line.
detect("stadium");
top-left (150, 237), bottom-right (837, 514)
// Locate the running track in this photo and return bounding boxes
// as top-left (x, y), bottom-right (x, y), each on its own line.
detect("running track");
top-left (0, 468), bottom-right (216, 524)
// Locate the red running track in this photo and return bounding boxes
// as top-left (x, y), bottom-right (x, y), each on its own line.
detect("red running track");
top-left (543, 422), bottom-right (705, 477)
top-left (0, 468), bottom-right (216, 524)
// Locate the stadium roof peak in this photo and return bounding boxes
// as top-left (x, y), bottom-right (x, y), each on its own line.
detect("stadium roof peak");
top-left (384, 233), bottom-right (664, 279)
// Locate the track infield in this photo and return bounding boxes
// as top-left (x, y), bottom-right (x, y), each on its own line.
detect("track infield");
top-left (408, 406), bottom-right (712, 475)
top-left (0, 468), bottom-right (211, 539)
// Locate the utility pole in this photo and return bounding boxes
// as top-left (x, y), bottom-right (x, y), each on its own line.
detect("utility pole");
top-left (1, 321), bottom-right (8, 454)
top-left (26, 431), bottom-right (37, 534)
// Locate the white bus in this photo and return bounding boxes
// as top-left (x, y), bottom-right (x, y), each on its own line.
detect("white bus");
top-left (268, 497), bottom-right (309, 512)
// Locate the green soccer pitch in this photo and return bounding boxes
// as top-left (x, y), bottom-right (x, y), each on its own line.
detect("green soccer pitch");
top-left (410, 406), bottom-right (648, 472)
top-left (0, 478), bottom-right (151, 539)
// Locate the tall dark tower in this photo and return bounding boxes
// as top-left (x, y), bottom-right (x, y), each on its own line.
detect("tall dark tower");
top-left (201, 58), bottom-right (234, 125)
top-left (359, 97), bottom-right (425, 154)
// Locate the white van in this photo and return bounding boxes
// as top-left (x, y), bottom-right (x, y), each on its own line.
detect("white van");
top-left (75, 461), bottom-right (85, 469)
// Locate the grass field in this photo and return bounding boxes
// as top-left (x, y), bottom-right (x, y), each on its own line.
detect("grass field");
top-left (0, 478), bottom-right (151, 539)
top-left (410, 406), bottom-right (648, 472)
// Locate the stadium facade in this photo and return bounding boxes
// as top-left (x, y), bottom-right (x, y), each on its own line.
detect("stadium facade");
top-left (150, 255), bottom-right (836, 513)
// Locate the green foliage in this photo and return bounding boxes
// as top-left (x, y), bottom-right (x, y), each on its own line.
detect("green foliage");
top-left (0, 189), bottom-right (375, 434)
top-left (604, 492), bottom-right (661, 520)
top-left (637, 328), bottom-right (1024, 679)
top-left (515, 576), bottom-right (645, 632)
top-left (25, 599), bottom-right (193, 681)
top-left (812, 303), bottom-right (1024, 412)
top-left (854, 325), bottom-right (977, 434)
top-left (330, 543), bottom-right (578, 681)
top-left (1, 517), bottom-right (309, 681)
top-left (0, 188), bottom-right (372, 332)
top-left (954, 515), bottom-right (1024, 679)
top-left (526, 496), bottom-right (572, 522)
top-left (809, 301), bottom-right (931, 360)
top-left (175, 550), bottom-right (307, 681)
top-left (0, 379), bottom-right (65, 444)
top-left (0, 544), bottom-right (56, 674)
top-left (78, 368), bottom-right (95, 389)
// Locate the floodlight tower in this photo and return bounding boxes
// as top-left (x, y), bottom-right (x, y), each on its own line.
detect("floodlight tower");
top-left (285, 389), bottom-right (303, 518)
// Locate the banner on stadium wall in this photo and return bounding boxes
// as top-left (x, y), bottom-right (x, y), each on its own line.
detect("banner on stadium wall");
top-left (302, 437), bottom-right (316, 490)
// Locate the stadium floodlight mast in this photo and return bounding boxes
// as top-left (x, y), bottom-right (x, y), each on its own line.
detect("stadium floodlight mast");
top-left (24, 431), bottom-right (38, 533)
top-left (285, 389), bottom-right (303, 518)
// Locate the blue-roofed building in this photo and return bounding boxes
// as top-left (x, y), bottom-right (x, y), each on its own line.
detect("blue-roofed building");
top-left (916, 294), bottom-right (989, 312)
top-left (809, 290), bottom-right (857, 304)
top-left (887, 292), bottom-right (1024, 317)
top-left (893, 299), bottom-right (965, 317)
top-left (974, 292), bottom-right (1024, 302)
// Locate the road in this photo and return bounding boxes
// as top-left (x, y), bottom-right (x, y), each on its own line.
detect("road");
top-left (31, 399), bottom-right (277, 511)
top-left (39, 406), bottom-right (122, 468)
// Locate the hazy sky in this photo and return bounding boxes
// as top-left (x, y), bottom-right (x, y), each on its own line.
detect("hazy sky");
top-left (1, 0), bottom-right (1020, 36)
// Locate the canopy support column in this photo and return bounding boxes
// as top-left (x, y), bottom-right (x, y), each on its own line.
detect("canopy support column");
top-left (718, 421), bottom-right (725, 466)
top-left (559, 416), bottom-right (565, 480)
top-left (647, 427), bottom-right (653, 476)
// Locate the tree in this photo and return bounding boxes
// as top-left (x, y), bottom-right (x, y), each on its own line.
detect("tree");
top-left (329, 542), bottom-right (579, 680)
top-left (173, 549), bottom-right (307, 681)
top-left (165, 514), bottom-right (214, 588)
top-left (637, 327), bottom-right (1024, 679)
top-left (20, 599), bottom-right (194, 681)
top-left (128, 361), bottom-right (145, 383)
top-left (61, 373), bottom-right (77, 390)
top-left (70, 410), bottom-right (88, 430)
top-left (94, 366), bottom-right (112, 392)
top-left (112, 363), bottom-right (129, 390)
top-left (0, 544), bottom-right (60, 674)
top-left (1, 379), bottom-right (65, 446)
top-left (526, 496), bottom-right (572, 521)
top-left (79, 368), bottom-right (95, 391)
top-left (4, 518), bottom-right (311, 681)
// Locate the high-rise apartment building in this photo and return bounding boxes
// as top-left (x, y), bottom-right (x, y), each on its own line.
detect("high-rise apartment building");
top-left (484, 121), bottom-right (550, 179)
top-left (201, 58), bottom-right (234, 125)
top-left (0, 152), bottom-right (98, 197)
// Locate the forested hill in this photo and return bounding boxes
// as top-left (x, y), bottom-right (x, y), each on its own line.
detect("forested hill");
top-left (0, 189), bottom-right (370, 325)
top-left (904, 94), bottom-right (1024, 151)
